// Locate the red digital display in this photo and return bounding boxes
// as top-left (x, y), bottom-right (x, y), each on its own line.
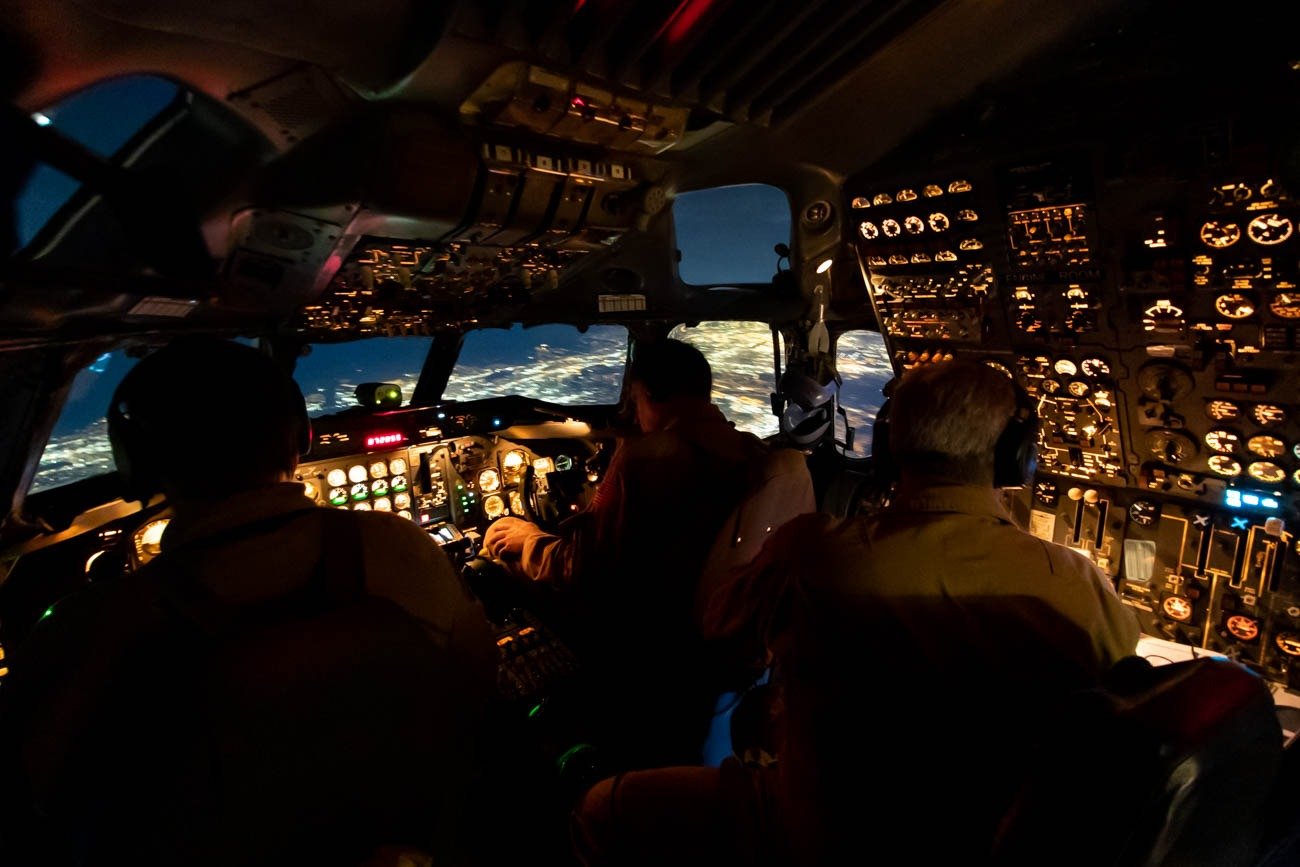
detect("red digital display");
top-left (366, 432), bottom-right (406, 448)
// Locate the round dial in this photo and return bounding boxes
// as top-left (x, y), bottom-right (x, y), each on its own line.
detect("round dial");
top-left (1080, 358), bottom-right (1110, 377)
top-left (881, 219), bottom-right (901, 238)
top-left (1040, 378), bottom-right (1061, 395)
top-left (1247, 435), bottom-right (1286, 458)
top-left (923, 184), bottom-right (944, 197)
top-left (369, 461), bottom-right (387, 480)
top-left (928, 212), bottom-right (950, 232)
top-left (326, 468), bottom-right (348, 488)
top-left (1147, 429), bottom-right (1197, 464)
top-left (1163, 596), bottom-right (1193, 622)
top-left (1246, 213), bottom-right (1293, 245)
top-left (370, 478), bottom-right (388, 495)
top-left (389, 475), bottom-right (408, 492)
top-left (388, 458), bottom-right (407, 476)
top-left (482, 495), bottom-right (506, 520)
top-left (352, 501), bottom-right (372, 511)
top-left (903, 215), bottom-right (925, 235)
top-left (1137, 362), bottom-right (1194, 401)
top-left (859, 221), bottom-right (879, 240)
top-left (1247, 461), bottom-right (1285, 483)
top-left (1208, 455), bottom-right (1243, 477)
top-left (1215, 293), bottom-right (1255, 319)
top-left (1034, 480), bottom-right (1059, 507)
top-left (851, 196), bottom-right (870, 209)
top-left (1204, 430), bottom-right (1240, 454)
top-left (956, 209), bottom-right (978, 222)
top-left (1206, 400), bottom-right (1241, 422)
top-left (1294, 468), bottom-right (1300, 486)
top-left (372, 497), bottom-right (392, 512)
top-left (1129, 499), bottom-right (1160, 527)
top-left (872, 193), bottom-right (892, 206)
top-left (1252, 404), bottom-right (1287, 426)
top-left (347, 464), bottom-right (368, 484)
top-left (393, 492), bottom-right (411, 510)
top-left (350, 482), bottom-right (369, 501)
top-left (328, 487), bottom-right (348, 506)
top-left (478, 468), bottom-right (502, 493)
top-left (1067, 380), bottom-right (1090, 398)
top-left (1199, 220), bottom-right (1241, 248)
top-left (1276, 633), bottom-right (1300, 657)
top-left (1053, 359), bottom-right (1077, 377)
top-left (1270, 293), bottom-right (1300, 319)
top-left (1226, 615), bottom-right (1260, 642)
top-left (896, 189), bottom-right (918, 202)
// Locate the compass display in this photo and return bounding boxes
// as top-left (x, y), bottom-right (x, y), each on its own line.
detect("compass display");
top-left (1271, 293), bottom-right (1300, 319)
top-left (1247, 435), bottom-right (1285, 458)
top-left (1246, 213), bottom-right (1293, 245)
top-left (1200, 221), bottom-right (1241, 248)
top-left (1215, 293), bottom-right (1255, 318)
top-left (1209, 455), bottom-right (1243, 477)
top-left (1247, 461), bottom-right (1285, 483)
top-left (1205, 430), bottom-right (1241, 454)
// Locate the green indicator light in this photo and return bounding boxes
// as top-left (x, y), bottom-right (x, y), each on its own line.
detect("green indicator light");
top-left (352, 493), bottom-right (368, 501)
top-left (528, 704), bottom-right (542, 719)
top-left (456, 484), bottom-right (464, 491)
top-left (392, 482), bottom-right (407, 492)
top-left (372, 486), bottom-right (388, 496)
top-left (40, 606), bottom-right (55, 622)
top-left (330, 496), bottom-right (348, 506)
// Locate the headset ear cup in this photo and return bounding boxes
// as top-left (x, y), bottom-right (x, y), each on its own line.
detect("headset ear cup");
top-left (871, 398), bottom-right (898, 482)
top-left (993, 385), bottom-right (1039, 488)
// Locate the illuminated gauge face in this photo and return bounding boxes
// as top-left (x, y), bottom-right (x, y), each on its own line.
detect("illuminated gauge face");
top-left (352, 502), bottom-right (372, 511)
top-left (1247, 435), bottom-right (1285, 458)
top-left (958, 238), bottom-right (984, 251)
top-left (1053, 359), bottom-right (1077, 377)
top-left (903, 215), bottom-right (925, 235)
top-left (482, 495), bottom-right (506, 520)
top-left (897, 188), bottom-right (918, 202)
top-left (393, 492), bottom-right (411, 510)
top-left (478, 468), bottom-right (502, 493)
top-left (1247, 461), bottom-right (1285, 484)
top-left (302, 481), bottom-right (318, 501)
top-left (948, 180), bottom-right (972, 193)
top-left (1067, 381), bottom-right (1090, 398)
top-left (502, 449), bottom-right (528, 470)
top-left (1199, 220), bottom-right (1241, 248)
top-left (1205, 430), bottom-right (1240, 454)
top-left (1215, 293), bottom-right (1255, 319)
top-left (328, 487), bottom-right (349, 506)
top-left (910, 253), bottom-right (931, 264)
top-left (134, 519), bottom-right (170, 563)
top-left (1208, 456), bottom-right (1243, 477)
top-left (1294, 442), bottom-right (1300, 460)
top-left (326, 468), bottom-right (348, 488)
top-left (888, 254), bottom-right (909, 265)
top-left (388, 458), bottom-right (407, 476)
top-left (1294, 468), bottom-right (1300, 486)
top-left (1040, 378), bottom-right (1061, 395)
top-left (1252, 404), bottom-right (1287, 426)
top-left (935, 250), bottom-right (958, 262)
top-left (928, 213), bottom-right (950, 232)
top-left (851, 196), bottom-right (870, 209)
top-left (1091, 389), bottom-right (1114, 409)
top-left (398, 510), bottom-right (413, 521)
top-left (1276, 633), bottom-right (1300, 657)
top-left (1246, 213), bottom-right (1293, 245)
top-left (983, 361), bottom-right (1014, 379)
top-left (1206, 400), bottom-right (1241, 422)
top-left (1270, 293), bottom-right (1300, 319)
top-left (872, 193), bottom-right (892, 206)
top-left (351, 482), bottom-right (369, 501)
top-left (509, 491), bottom-right (525, 516)
top-left (868, 255), bottom-right (887, 266)
top-left (1034, 480), bottom-right (1058, 507)
top-left (1226, 615), bottom-right (1259, 642)
top-left (881, 219), bottom-right (901, 238)
top-left (858, 221), bottom-right (879, 240)
top-left (390, 475), bottom-right (408, 492)
top-left (1162, 596), bottom-right (1193, 622)
top-left (923, 184), bottom-right (944, 197)
top-left (1080, 358), bottom-right (1110, 378)
top-left (555, 455), bottom-right (574, 472)
top-left (347, 464), bottom-right (367, 484)
top-left (1129, 500), bottom-right (1160, 527)
top-left (956, 209), bottom-right (978, 222)
top-left (369, 461), bottom-right (387, 480)
top-left (370, 478), bottom-right (389, 496)
top-left (532, 457), bottom-right (555, 474)
top-left (372, 497), bottom-right (392, 512)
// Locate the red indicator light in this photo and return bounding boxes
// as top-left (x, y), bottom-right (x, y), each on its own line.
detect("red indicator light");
top-left (571, 97), bottom-right (586, 109)
top-left (366, 432), bottom-right (406, 448)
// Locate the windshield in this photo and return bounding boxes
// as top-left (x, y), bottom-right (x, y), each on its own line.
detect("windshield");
top-left (31, 350), bottom-right (139, 492)
top-left (293, 337), bottom-right (433, 417)
top-left (444, 324), bottom-right (627, 405)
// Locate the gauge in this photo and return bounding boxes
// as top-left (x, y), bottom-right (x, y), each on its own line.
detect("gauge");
top-left (935, 250), bottom-right (958, 262)
top-left (1247, 461), bottom-right (1285, 483)
top-left (1080, 358), bottom-right (1110, 378)
top-left (1246, 213), bottom-right (1293, 245)
top-left (1091, 388), bottom-right (1114, 410)
top-left (868, 255), bottom-right (887, 266)
top-left (872, 193), bottom-right (892, 206)
top-left (478, 468), bottom-right (502, 493)
top-left (948, 180), bottom-right (972, 193)
top-left (910, 253), bottom-right (931, 264)
top-left (388, 458), bottom-right (407, 476)
top-left (1129, 499), bottom-right (1160, 527)
top-left (1137, 362), bottom-right (1194, 401)
top-left (1214, 293), bottom-right (1255, 319)
top-left (1294, 468), bottom-right (1300, 486)
top-left (369, 461), bottom-right (387, 479)
top-left (956, 209), bottom-right (978, 222)
top-left (1199, 220), bottom-right (1241, 248)
top-left (1147, 429), bottom-right (1196, 463)
top-left (881, 219), bottom-right (901, 238)
top-left (555, 455), bottom-right (574, 472)
top-left (1252, 404), bottom-right (1287, 426)
top-left (532, 457), bottom-right (555, 474)
top-left (851, 196), bottom-right (871, 209)
top-left (351, 482), bottom-right (369, 501)
top-left (1052, 359), bottom-right (1077, 377)
top-left (483, 495), bottom-right (506, 520)
top-left (1034, 480), bottom-right (1059, 507)
top-left (983, 361), bottom-right (1014, 379)
top-left (372, 497), bottom-right (392, 512)
top-left (328, 487), bottom-right (348, 506)
top-left (1206, 400), bottom-right (1241, 422)
top-left (1040, 378), bottom-right (1062, 395)
top-left (902, 215), bottom-right (924, 235)
top-left (897, 188), bottom-right (918, 202)
top-left (347, 464), bottom-right (367, 484)
top-left (1277, 633), bottom-right (1300, 657)
top-left (370, 478), bottom-right (389, 496)
top-left (1204, 430), bottom-right (1240, 454)
top-left (958, 238), bottom-right (984, 250)
top-left (352, 502), bottom-right (372, 511)
top-left (398, 510), bottom-right (413, 521)
top-left (1162, 596), bottom-right (1193, 622)
top-left (510, 491), bottom-right (526, 516)
top-left (859, 221), bottom-right (879, 240)
top-left (326, 468), bottom-right (348, 488)
top-left (1208, 455), bottom-right (1242, 477)
top-left (1269, 292), bottom-right (1300, 319)
top-left (1294, 442), bottom-right (1300, 460)
top-left (134, 519), bottom-right (170, 563)
top-left (1066, 381), bottom-right (1090, 397)
top-left (1226, 615), bottom-right (1259, 642)
top-left (393, 492), bottom-right (411, 510)
top-left (1247, 435), bottom-right (1285, 458)
top-left (390, 474), bottom-right (408, 492)
top-left (923, 184), bottom-right (944, 197)
top-left (888, 254), bottom-right (909, 265)
top-left (302, 481), bottom-right (317, 501)
top-left (928, 212), bottom-right (950, 232)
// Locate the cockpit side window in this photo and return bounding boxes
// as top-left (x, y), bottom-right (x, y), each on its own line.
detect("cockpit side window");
top-left (31, 350), bottom-right (140, 492)
top-left (673, 184), bottom-right (791, 286)
top-left (668, 321), bottom-right (780, 437)
top-left (14, 76), bottom-right (183, 251)
top-left (834, 330), bottom-right (892, 456)
top-left (444, 324), bottom-right (628, 405)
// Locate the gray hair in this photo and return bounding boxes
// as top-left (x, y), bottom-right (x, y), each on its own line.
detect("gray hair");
top-left (889, 359), bottom-right (1016, 483)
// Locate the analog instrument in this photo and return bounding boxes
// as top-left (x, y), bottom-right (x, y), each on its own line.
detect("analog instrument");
top-left (347, 465), bottom-right (368, 484)
top-left (1137, 362), bottom-right (1193, 401)
top-left (1247, 435), bottom-right (1285, 458)
top-left (370, 478), bottom-right (388, 495)
top-left (1053, 359), bottom-right (1077, 376)
top-left (896, 188), bottom-right (918, 202)
top-left (1034, 480), bottom-right (1059, 507)
top-left (369, 461), bottom-right (387, 479)
top-left (1226, 615), bottom-right (1259, 642)
top-left (328, 487), bottom-right (348, 506)
top-left (923, 184), bottom-right (944, 197)
top-left (1067, 380), bottom-right (1090, 397)
top-left (133, 519), bottom-right (170, 564)
top-left (350, 482), bottom-right (369, 500)
top-left (948, 180), bottom-right (972, 193)
top-left (859, 221), bottom-right (879, 240)
top-left (1206, 400), bottom-right (1241, 422)
top-left (555, 455), bottom-right (574, 471)
top-left (935, 250), bottom-right (958, 262)
top-left (388, 458), bottom-right (407, 476)
top-left (390, 474), bottom-right (408, 492)
top-left (1293, 468), bottom-right (1300, 486)
top-left (1040, 378), bottom-right (1061, 395)
top-left (478, 468), bottom-right (502, 493)
top-left (903, 216), bottom-right (925, 235)
top-left (1129, 499), bottom-right (1160, 527)
top-left (1199, 220), bottom-right (1241, 248)
top-left (326, 468), bottom-right (348, 487)
top-left (1208, 455), bottom-right (1242, 477)
top-left (352, 502), bottom-right (371, 511)
top-left (1246, 213), bottom-right (1293, 245)
top-left (393, 492), bottom-right (411, 510)
top-left (1276, 633), bottom-right (1300, 657)
top-left (881, 219), bottom-right (901, 238)
top-left (1247, 461), bottom-right (1285, 483)
top-left (851, 196), bottom-right (870, 209)
top-left (532, 457), bottom-right (555, 474)
top-left (1270, 293), bottom-right (1300, 319)
top-left (872, 193), bottom-right (892, 206)
top-left (1163, 596), bottom-right (1193, 622)
top-left (1147, 429), bottom-right (1197, 463)
top-left (1252, 404), bottom-right (1286, 426)
top-left (372, 497), bottom-right (392, 512)
top-left (1215, 293), bottom-right (1255, 319)
top-left (1205, 430), bottom-right (1240, 454)
top-left (928, 212), bottom-right (950, 232)
top-left (1080, 358), bottom-right (1110, 377)
top-left (956, 209), bottom-right (978, 222)
top-left (483, 495), bottom-right (506, 520)
top-left (888, 254), bottom-right (909, 265)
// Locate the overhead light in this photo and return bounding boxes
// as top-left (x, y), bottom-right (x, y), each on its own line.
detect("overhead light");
top-left (32, 112), bottom-right (51, 126)
top-left (816, 258), bottom-right (834, 274)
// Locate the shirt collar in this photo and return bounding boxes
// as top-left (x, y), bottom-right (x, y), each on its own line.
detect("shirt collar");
top-left (161, 482), bottom-right (319, 551)
top-left (891, 478), bottom-right (1015, 523)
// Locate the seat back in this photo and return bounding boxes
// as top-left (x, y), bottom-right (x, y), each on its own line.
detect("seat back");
top-left (693, 447), bottom-right (815, 626)
top-left (993, 656), bottom-right (1283, 867)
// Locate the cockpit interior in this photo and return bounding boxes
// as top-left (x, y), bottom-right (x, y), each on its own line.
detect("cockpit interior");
top-left (5, 0), bottom-right (1300, 863)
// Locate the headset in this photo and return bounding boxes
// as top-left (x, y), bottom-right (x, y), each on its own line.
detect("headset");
top-left (108, 338), bottom-right (311, 503)
top-left (871, 374), bottom-right (1039, 489)
top-left (777, 364), bottom-right (839, 448)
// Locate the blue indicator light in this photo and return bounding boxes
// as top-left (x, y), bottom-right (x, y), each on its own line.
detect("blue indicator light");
top-left (437, 412), bottom-right (447, 420)
top-left (1243, 494), bottom-right (1261, 506)
top-left (1226, 490), bottom-right (1242, 508)
top-left (1231, 517), bottom-right (1250, 530)
top-left (492, 417), bottom-right (502, 427)
top-left (1263, 498), bottom-right (1279, 509)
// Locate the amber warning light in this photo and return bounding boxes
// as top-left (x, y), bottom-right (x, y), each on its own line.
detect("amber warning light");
top-left (366, 432), bottom-right (406, 449)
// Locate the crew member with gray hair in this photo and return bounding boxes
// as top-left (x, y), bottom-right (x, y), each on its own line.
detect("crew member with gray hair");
top-left (571, 358), bottom-right (1139, 866)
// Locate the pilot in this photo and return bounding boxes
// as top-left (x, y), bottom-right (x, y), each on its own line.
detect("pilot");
top-left (482, 337), bottom-right (778, 768)
top-left (570, 358), bottom-right (1141, 866)
top-left (0, 336), bottom-right (497, 866)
